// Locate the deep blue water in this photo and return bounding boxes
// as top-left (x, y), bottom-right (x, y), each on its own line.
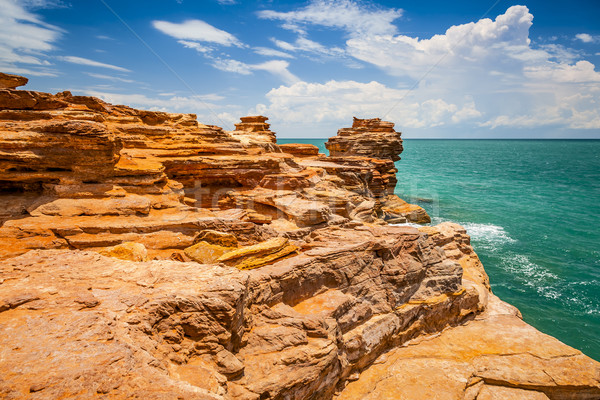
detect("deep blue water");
top-left (279, 138), bottom-right (600, 361)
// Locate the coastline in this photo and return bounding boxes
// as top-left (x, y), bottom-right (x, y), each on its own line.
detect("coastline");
top-left (1, 74), bottom-right (599, 399)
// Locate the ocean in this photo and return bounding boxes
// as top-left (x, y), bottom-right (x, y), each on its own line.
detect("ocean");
top-left (279, 138), bottom-right (600, 361)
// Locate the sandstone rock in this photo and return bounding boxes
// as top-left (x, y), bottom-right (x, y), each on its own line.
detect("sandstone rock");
top-left (279, 143), bottom-right (320, 157)
top-left (196, 230), bottom-right (239, 247)
top-left (382, 194), bottom-right (431, 224)
top-left (336, 295), bottom-right (600, 400)
top-left (0, 72), bottom-right (28, 89)
top-left (0, 222), bottom-right (597, 400)
top-left (185, 241), bottom-right (237, 264)
top-left (231, 115), bottom-right (277, 147)
top-left (0, 89), bottom-right (68, 110)
top-left (217, 236), bottom-right (298, 270)
top-left (100, 241), bottom-right (148, 262)
top-left (326, 117), bottom-right (403, 161)
top-left (0, 76), bottom-right (597, 400)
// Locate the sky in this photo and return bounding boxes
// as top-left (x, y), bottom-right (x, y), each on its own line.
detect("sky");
top-left (1, 0), bottom-right (600, 138)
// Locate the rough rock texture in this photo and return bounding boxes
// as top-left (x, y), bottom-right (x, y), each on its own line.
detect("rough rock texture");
top-left (0, 72), bottom-right (28, 89)
top-left (323, 117), bottom-right (429, 223)
top-left (326, 117), bottom-right (403, 161)
top-left (0, 224), bottom-right (480, 399)
top-left (1, 74), bottom-right (599, 399)
top-left (279, 143), bottom-right (321, 157)
top-left (2, 223), bottom-right (598, 400)
top-left (0, 76), bottom-right (428, 261)
top-left (336, 223), bottom-right (600, 400)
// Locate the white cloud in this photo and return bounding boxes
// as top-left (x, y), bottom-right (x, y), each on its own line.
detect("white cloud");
top-left (0, 0), bottom-right (63, 75)
top-left (575, 33), bottom-right (596, 43)
top-left (216, 0), bottom-right (237, 4)
top-left (482, 93), bottom-right (600, 129)
top-left (525, 60), bottom-right (600, 83)
top-left (272, 36), bottom-right (345, 57)
top-left (59, 56), bottom-right (130, 72)
top-left (85, 72), bottom-right (135, 83)
top-left (258, 0), bottom-right (400, 61)
top-left (252, 60), bottom-right (300, 85)
top-left (347, 6), bottom-right (536, 81)
top-left (341, 5), bottom-right (600, 131)
top-left (254, 47), bottom-right (295, 59)
top-left (20, 0), bottom-right (66, 8)
top-left (252, 80), bottom-right (481, 132)
top-left (212, 59), bottom-right (252, 75)
top-left (152, 19), bottom-right (243, 47)
top-left (258, 0), bottom-right (402, 37)
top-left (84, 90), bottom-right (237, 127)
top-left (212, 58), bottom-right (300, 84)
top-left (178, 40), bottom-right (212, 53)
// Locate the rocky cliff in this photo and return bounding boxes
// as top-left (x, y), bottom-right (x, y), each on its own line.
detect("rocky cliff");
top-left (0, 73), bottom-right (599, 399)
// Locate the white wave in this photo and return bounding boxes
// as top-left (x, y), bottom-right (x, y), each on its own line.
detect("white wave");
top-left (389, 222), bottom-right (423, 228)
top-left (501, 254), bottom-right (559, 286)
top-left (460, 222), bottom-right (516, 253)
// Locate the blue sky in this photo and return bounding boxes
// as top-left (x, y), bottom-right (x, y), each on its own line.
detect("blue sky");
top-left (2, 0), bottom-right (600, 138)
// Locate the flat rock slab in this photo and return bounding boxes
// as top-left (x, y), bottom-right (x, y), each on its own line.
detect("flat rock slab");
top-left (337, 296), bottom-right (600, 400)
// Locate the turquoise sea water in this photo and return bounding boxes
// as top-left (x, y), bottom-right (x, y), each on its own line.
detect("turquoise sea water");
top-left (279, 138), bottom-right (600, 361)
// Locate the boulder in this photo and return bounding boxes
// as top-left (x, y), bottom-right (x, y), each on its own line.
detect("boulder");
top-left (195, 230), bottom-right (238, 248)
top-left (382, 194), bottom-right (431, 224)
top-left (217, 237), bottom-right (298, 270)
top-left (100, 242), bottom-right (148, 262)
top-left (185, 241), bottom-right (237, 264)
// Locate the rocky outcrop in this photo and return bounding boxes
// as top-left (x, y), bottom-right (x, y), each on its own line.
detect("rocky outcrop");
top-left (325, 117), bottom-right (403, 161)
top-left (0, 77), bottom-right (429, 260)
top-left (0, 74), bottom-right (598, 399)
top-left (230, 116), bottom-right (277, 151)
top-left (322, 117), bottom-right (429, 224)
top-left (0, 72), bottom-right (28, 89)
top-left (1, 223), bottom-right (598, 399)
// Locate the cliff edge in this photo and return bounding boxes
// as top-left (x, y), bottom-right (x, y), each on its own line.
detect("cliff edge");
top-left (0, 74), bottom-right (598, 399)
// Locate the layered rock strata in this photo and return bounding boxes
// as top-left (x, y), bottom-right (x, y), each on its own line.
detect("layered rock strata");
top-left (1, 74), bottom-right (599, 399)
top-left (0, 76), bottom-right (428, 261)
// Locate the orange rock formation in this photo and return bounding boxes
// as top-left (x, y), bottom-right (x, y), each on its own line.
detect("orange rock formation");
top-left (0, 74), bottom-right (598, 399)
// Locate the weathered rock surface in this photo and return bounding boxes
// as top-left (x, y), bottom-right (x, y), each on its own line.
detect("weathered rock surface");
top-left (337, 294), bottom-right (600, 400)
top-left (326, 117), bottom-right (403, 161)
top-left (279, 143), bottom-right (321, 157)
top-left (0, 72), bottom-right (28, 89)
top-left (0, 76), bottom-right (430, 261)
top-left (0, 74), bottom-right (598, 399)
top-left (217, 236), bottom-right (298, 270)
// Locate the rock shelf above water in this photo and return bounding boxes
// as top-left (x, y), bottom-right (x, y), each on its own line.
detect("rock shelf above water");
top-left (0, 74), bottom-right (598, 399)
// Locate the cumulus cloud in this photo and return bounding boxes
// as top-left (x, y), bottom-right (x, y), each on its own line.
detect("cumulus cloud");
top-left (0, 0), bottom-right (63, 76)
top-left (152, 19), bottom-right (243, 47)
top-left (59, 56), bottom-right (130, 72)
top-left (340, 5), bottom-right (600, 130)
top-left (84, 90), bottom-right (239, 127)
top-left (575, 33), bottom-right (597, 43)
top-left (347, 5), bottom-right (536, 81)
top-left (253, 80), bottom-right (481, 133)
